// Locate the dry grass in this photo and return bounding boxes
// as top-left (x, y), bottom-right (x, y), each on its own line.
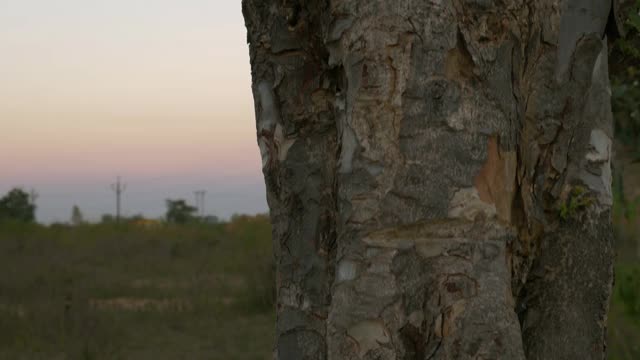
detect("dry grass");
top-left (0, 216), bottom-right (275, 359)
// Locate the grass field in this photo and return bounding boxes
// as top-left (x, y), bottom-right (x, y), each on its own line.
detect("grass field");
top-left (0, 216), bottom-right (275, 359)
top-left (0, 215), bottom-right (638, 359)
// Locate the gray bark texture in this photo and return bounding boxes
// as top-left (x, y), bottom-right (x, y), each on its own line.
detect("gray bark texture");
top-left (242, 1), bottom-right (617, 359)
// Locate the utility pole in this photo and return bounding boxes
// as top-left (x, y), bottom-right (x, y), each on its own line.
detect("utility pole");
top-left (201, 190), bottom-right (206, 217)
top-left (193, 191), bottom-right (200, 216)
top-left (194, 190), bottom-right (206, 217)
top-left (110, 177), bottom-right (126, 223)
top-left (29, 189), bottom-right (39, 205)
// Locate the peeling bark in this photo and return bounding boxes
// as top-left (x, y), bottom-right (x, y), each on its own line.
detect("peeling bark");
top-left (243, 1), bottom-right (615, 359)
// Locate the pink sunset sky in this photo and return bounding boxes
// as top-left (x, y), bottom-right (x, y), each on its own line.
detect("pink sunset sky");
top-left (0, 0), bottom-right (268, 223)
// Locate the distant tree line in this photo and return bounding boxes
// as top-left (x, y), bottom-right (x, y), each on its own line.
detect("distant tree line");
top-left (0, 187), bottom-right (220, 225)
top-left (0, 188), bottom-right (35, 223)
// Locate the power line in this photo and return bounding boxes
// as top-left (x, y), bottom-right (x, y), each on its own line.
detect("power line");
top-left (110, 176), bottom-right (127, 223)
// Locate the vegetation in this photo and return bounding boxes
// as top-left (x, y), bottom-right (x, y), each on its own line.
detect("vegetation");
top-left (0, 188), bottom-right (35, 223)
top-left (0, 215), bottom-right (274, 359)
top-left (608, 4), bottom-right (640, 358)
top-left (165, 199), bottom-right (198, 224)
top-left (558, 185), bottom-right (595, 220)
top-left (612, 0), bottom-right (640, 157)
top-left (71, 205), bottom-right (85, 226)
top-left (609, 264), bottom-right (640, 359)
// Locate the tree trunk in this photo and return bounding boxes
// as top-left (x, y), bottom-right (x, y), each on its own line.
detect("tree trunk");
top-left (242, 1), bottom-right (616, 359)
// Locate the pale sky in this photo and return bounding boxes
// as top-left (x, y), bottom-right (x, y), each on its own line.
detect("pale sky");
top-left (0, 0), bottom-right (268, 223)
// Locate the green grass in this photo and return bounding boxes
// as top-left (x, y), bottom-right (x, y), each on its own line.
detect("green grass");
top-left (609, 262), bottom-right (640, 360)
top-left (0, 216), bottom-right (275, 359)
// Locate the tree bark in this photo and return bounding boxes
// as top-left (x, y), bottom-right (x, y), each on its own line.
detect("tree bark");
top-left (242, 1), bottom-right (616, 359)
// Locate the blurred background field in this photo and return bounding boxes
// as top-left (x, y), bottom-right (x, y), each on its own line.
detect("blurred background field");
top-left (0, 215), bottom-right (275, 360)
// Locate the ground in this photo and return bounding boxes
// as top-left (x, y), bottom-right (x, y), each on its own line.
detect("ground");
top-left (0, 217), bottom-right (274, 360)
